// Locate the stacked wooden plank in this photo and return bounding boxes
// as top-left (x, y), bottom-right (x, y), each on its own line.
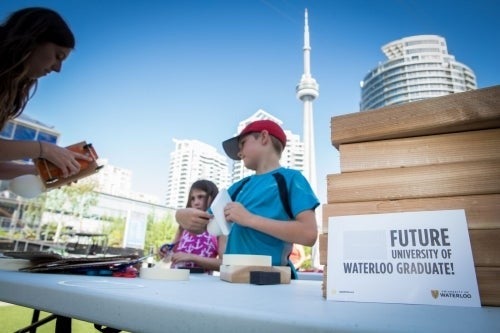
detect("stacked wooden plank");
top-left (320, 85), bottom-right (500, 306)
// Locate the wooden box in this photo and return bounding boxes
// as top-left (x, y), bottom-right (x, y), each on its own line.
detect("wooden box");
top-left (322, 85), bottom-right (500, 306)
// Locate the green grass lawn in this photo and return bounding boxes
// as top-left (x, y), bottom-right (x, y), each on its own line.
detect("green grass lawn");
top-left (0, 303), bottom-right (129, 332)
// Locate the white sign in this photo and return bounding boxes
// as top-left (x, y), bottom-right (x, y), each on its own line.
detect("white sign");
top-left (327, 209), bottom-right (480, 307)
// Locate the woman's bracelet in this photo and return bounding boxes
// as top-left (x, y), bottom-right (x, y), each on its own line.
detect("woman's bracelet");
top-left (38, 140), bottom-right (44, 159)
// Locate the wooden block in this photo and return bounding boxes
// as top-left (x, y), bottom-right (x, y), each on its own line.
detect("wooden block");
top-left (476, 266), bottom-right (500, 306)
top-left (327, 160), bottom-right (500, 203)
top-left (331, 85), bottom-right (500, 148)
top-left (219, 265), bottom-right (291, 284)
top-left (470, 229), bottom-right (500, 267)
top-left (319, 233), bottom-right (328, 266)
top-left (222, 254), bottom-right (271, 266)
top-left (339, 128), bottom-right (500, 172)
top-left (322, 265), bottom-right (327, 299)
top-left (322, 194), bottom-right (500, 232)
top-left (140, 267), bottom-right (189, 280)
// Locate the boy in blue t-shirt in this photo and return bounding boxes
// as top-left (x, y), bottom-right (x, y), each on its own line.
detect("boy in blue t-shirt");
top-left (221, 120), bottom-right (319, 269)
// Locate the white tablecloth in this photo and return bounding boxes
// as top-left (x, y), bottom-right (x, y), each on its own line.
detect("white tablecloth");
top-left (0, 270), bottom-right (499, 333)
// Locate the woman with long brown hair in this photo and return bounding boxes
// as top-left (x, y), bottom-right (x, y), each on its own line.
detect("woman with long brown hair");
top-left (0, 7), bottom-right (90, 180)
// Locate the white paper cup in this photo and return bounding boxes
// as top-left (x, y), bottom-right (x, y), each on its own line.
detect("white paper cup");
top-left (207, 218), bottom-right (222, 236)
top-left (9, 174), bottom-right (46, 199)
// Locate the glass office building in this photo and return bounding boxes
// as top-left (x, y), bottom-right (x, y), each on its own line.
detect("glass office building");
top-left (0, 114), bottom-right (59, 169)
top-left (0, 114), bottom-right (60, 226)
top-left (0, 114), bottom-right (59, 144)
top-left (360, 35), bottom-right (477, 111)
top-left (165, 139), bottom-right (231, 209)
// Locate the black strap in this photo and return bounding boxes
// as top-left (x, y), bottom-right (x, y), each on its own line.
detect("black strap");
top-left (230, 173), bottom-right (292, 219)
top-left (230, 177), bottom-right (250, 201)
top-left (272, 172), bottom-right (293, 219)
top-left (270, 173), bottom-right (297, 279)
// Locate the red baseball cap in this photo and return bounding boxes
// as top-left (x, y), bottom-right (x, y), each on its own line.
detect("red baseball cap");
top-left (222, 120), bottom-right (287, 160)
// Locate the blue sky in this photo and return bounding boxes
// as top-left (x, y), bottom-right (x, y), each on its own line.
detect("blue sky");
top-left (3, 0), bottom-right (499, 202)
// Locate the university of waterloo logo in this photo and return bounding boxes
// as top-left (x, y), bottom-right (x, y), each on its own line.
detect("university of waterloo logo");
top-left (431, 290), bottom-right (439, 299)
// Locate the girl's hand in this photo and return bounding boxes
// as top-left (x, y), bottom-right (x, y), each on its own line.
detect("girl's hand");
top-left (171, 252), bottom-right (194, 264)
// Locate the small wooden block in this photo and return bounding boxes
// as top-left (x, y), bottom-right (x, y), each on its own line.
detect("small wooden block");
top-left (220, 265), bottom-right (291, 284)
top-left (222, 254), bottom-right (271, 266)
top-left (140, 267), bottom-right (190, 281)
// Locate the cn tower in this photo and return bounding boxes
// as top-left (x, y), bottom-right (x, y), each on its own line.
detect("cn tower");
top-left (296, 9), bottom-right (319, 194)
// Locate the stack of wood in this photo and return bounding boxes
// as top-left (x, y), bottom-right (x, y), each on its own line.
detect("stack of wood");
top-left (319, 85), bottom-right (500, 306)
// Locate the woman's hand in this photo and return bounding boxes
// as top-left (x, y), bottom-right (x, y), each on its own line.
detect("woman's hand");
top-left (175, 208), bottom-right (213, 234)
top-left (40, 141), bottom-right (93, 178)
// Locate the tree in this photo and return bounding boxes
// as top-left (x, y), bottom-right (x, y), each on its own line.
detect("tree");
top-left (143, 212), bottom-right (177, 258)
top-left (100, 215), bottom-right (126, 247)
top-left (22, 181), bottom-right (98, 242)
top-left (23, 195), bottom-right (46, 238)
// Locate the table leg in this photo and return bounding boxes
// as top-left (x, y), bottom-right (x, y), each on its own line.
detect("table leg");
top-left (94, 324), bottom-right (122, 332)
top-left (55, 316), bottom-right (72, 333)
top-left (16, 314), bottom-right (57, 333)
top-left (30, 310), bottom-right (40, 333)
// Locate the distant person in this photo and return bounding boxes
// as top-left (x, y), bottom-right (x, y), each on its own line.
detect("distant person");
top-left (160, 180), bottom-right (225, 273)
top-left (0, 7), bottom-right (91, 180)
top-left (177, 120), bottom-right (319, 278)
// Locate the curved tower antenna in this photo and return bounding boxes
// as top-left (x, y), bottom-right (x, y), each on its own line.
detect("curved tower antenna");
top-left (296, 8), bottom-right (319, 194)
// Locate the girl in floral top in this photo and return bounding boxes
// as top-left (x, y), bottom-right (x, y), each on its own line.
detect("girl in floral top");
top-left (160, 180), bottom-right (225, 273)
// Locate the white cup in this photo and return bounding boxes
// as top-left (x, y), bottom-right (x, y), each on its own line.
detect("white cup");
top-left (207, 218), bottom-right (223, 236)
top-left (9, 174), bottom-right (46, 199)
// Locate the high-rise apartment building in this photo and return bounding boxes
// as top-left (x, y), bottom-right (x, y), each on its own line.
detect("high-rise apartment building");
top-left (165, 139), bottom-right (231, 209)
top-left (229, 109), bottom-right (305, 183)
top-left (86, 158), bottom-right (132, 198)
top-left (360, 35), bottom-right (477, 110)
top-left (165, 110), bottom-right (304, 208)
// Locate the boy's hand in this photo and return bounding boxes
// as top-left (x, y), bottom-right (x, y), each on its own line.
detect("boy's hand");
top-left (175, 208), bottom-right (212, 234)
top-left (224, 202), bottom-right (253, 226)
